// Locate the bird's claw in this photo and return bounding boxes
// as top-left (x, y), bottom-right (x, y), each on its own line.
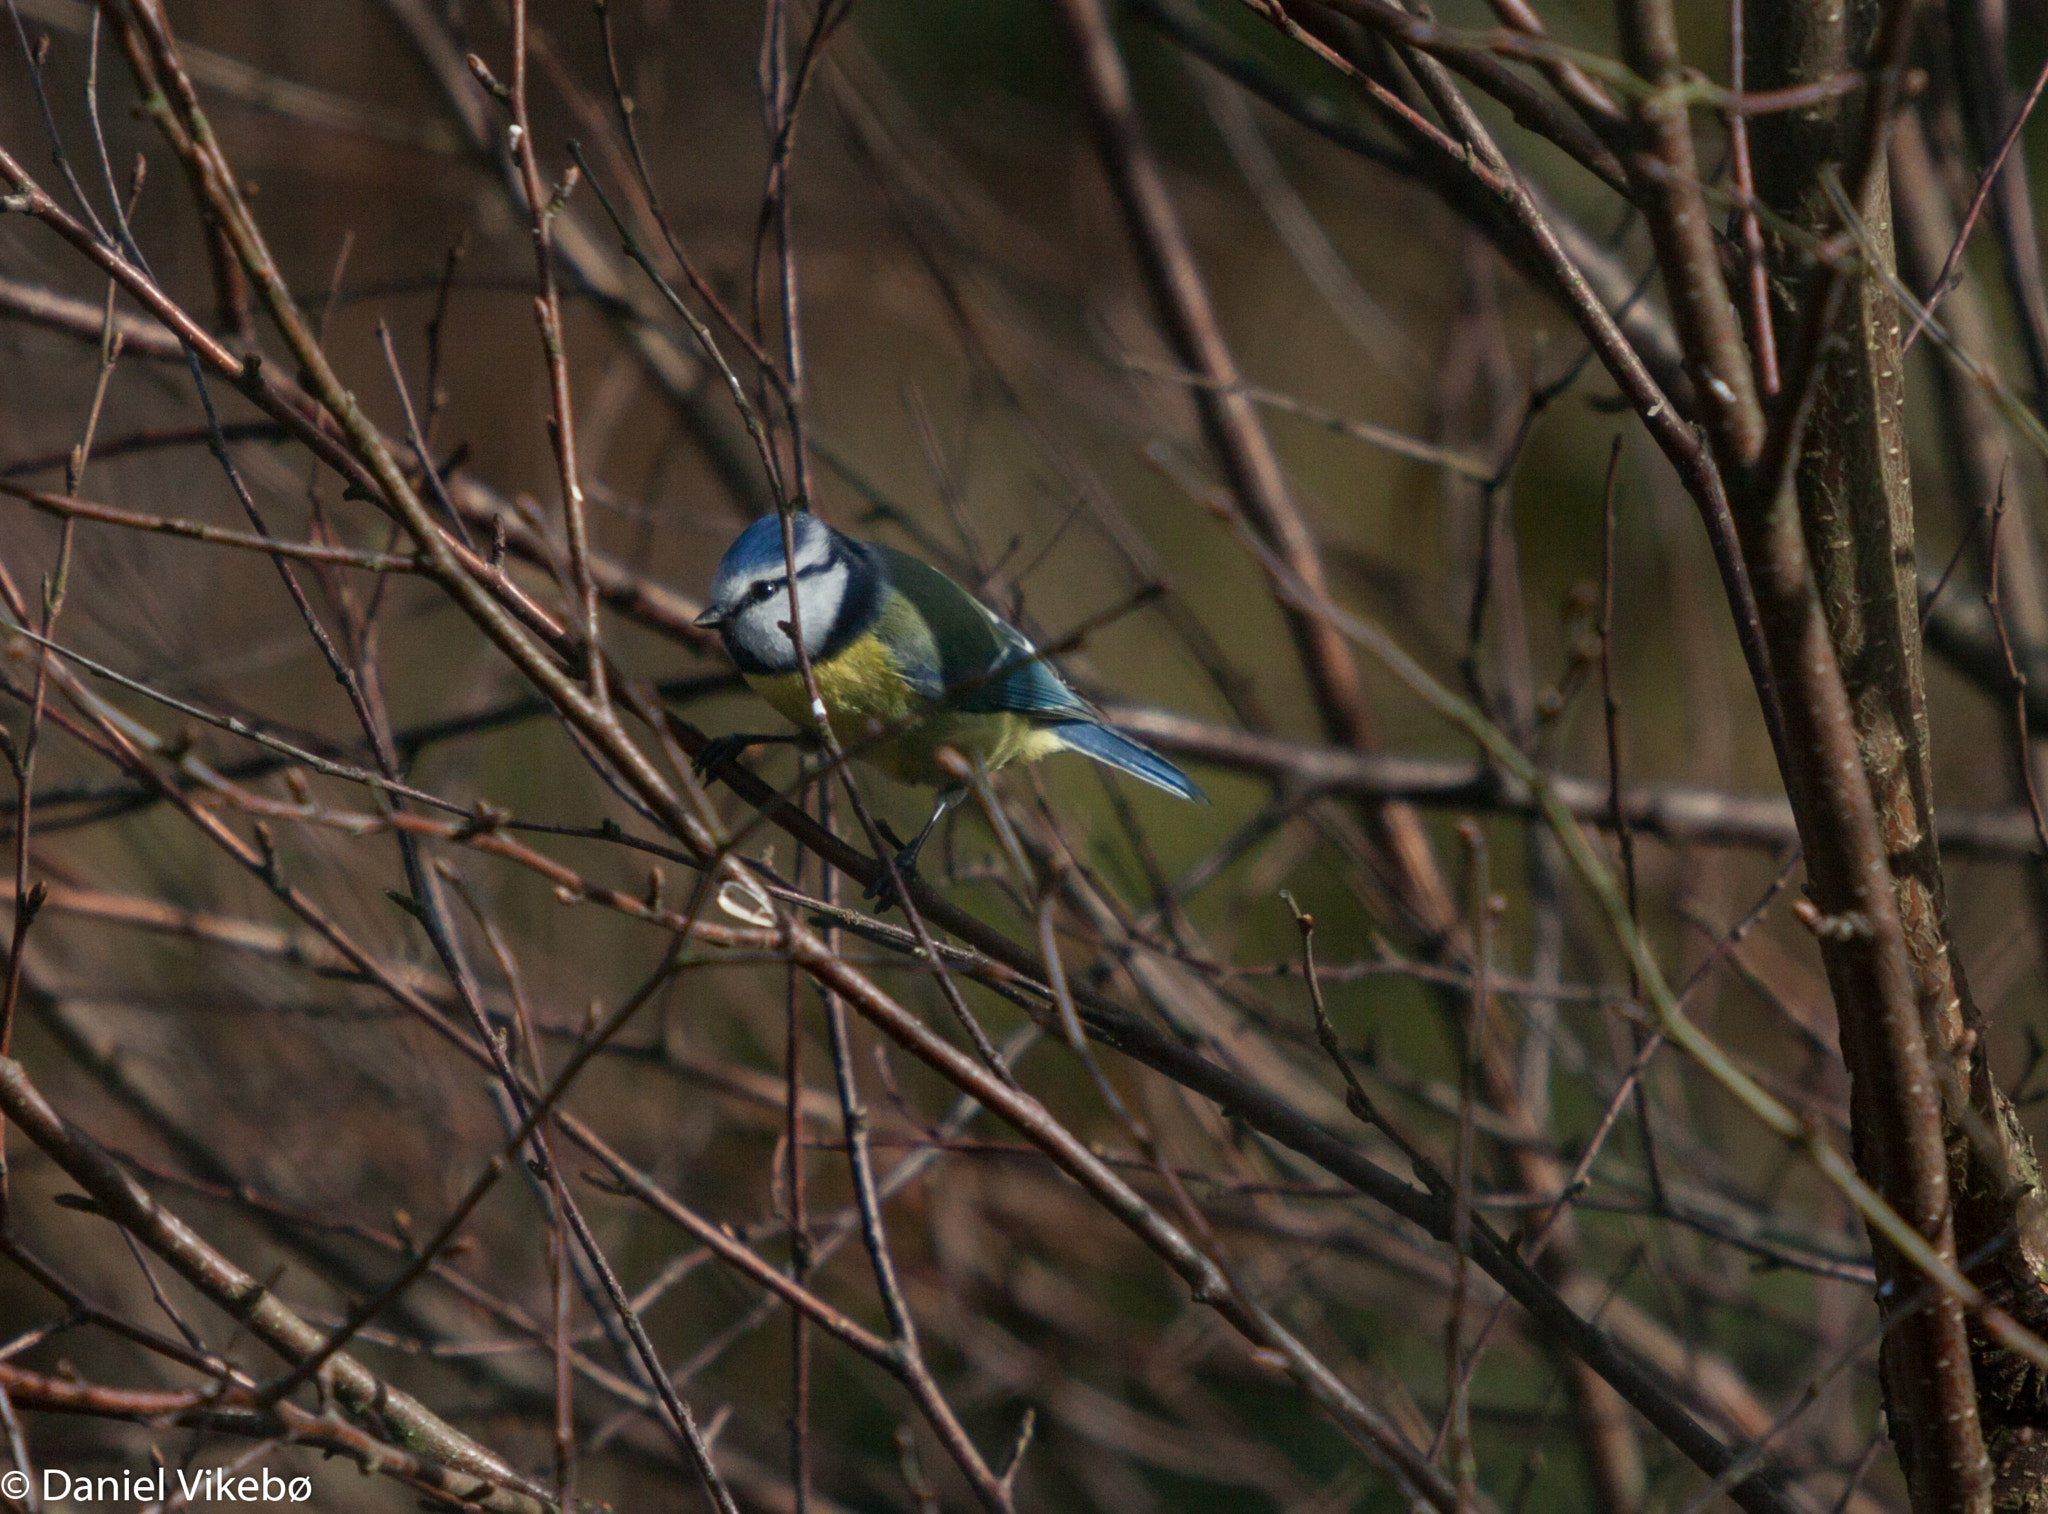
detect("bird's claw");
top-left (692, 734), bottom-right (752, 779)
top-left (863, 850), bottom-right (923, 913)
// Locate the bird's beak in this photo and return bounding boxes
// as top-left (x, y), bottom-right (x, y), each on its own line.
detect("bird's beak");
top-left (693, 606), bottom-right (728, 630)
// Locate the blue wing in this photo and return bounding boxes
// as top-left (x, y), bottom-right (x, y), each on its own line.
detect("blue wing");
top-left (976, 640), bottom-right (1208, 802)
top-left (965, 625), bottom-right (1095, 721)
top-left (1049, 721), bottom-right (1207, 802)
top-left (870, 544), bottom-right (1205, 802)
top-left (873, 545), bottom-right (1092, 718)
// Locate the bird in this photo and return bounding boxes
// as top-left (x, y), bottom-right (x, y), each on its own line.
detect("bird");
top-left (692, 511), bottom-right (1205, 896)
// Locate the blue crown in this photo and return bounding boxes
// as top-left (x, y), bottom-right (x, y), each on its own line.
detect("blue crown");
top-left (711, 512), bottom-right (834, 599)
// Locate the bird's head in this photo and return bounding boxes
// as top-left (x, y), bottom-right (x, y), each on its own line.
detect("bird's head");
top-left (696, 512), bottom-right (868, 673)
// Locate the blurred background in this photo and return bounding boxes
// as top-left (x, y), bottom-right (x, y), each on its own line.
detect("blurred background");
top-left (2, 1), bottom-right (2046, 1510)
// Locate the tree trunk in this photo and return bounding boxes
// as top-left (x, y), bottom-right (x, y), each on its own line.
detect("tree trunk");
top-left (1747, 1), bottom-right (2048, 1507)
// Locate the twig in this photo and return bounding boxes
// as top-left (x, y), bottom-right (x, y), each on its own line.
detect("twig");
top-left (786, 770), bottom-right (815, 1514)
top-left (504, 0), bottom-right (604, 711)
top-left (0, 480), bottom-right (425, 572)
top-left (1986, 493), bottom-right (2048, 860)
top-left (1595, 438), bottom-right (1664, 1215)
top-left (1053, 0), bottom-right (1464, 958)
top-left (1444, 823), bottom-right (1489, 1511)
top-left (1920, 506), bottom-right (1990, 631)
top-left (819, 927), bottom-right (1012, 1511)
top-left (1726, 0), bottom-right (1777, 395)
top-left (1905, 46), bottom-right (2048, 352)
top-left (0, 1055), bottom-right (552, 1511)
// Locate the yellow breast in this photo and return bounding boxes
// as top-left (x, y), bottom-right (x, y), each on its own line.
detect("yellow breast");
top-left (744, 635), bottom-right (1065, 788)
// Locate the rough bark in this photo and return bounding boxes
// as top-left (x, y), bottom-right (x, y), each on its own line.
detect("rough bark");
top-left (1750, 2), bottom-right (2048, 1508)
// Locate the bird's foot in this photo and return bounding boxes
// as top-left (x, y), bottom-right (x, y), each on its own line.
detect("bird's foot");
top-left (863, 821), bottom-right (922, 913)
top-left (694, 733), bottom-right (797, 779)
top-left (863, 848), bottom-right (925, 914)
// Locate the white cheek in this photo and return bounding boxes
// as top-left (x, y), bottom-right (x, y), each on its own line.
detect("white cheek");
top-left (796, 570), bottom-right (846, 653)
top-left (730, 566), bottom-right (847, 667)
top-left (732, 602), bottom-right (797, 668)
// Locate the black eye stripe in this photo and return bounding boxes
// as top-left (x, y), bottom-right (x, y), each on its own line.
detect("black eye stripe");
top-left (746, 560), bottom-right (834, 604)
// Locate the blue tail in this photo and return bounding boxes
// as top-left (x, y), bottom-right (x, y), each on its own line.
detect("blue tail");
top-left (1051, 721), bottom-right (1208, 804)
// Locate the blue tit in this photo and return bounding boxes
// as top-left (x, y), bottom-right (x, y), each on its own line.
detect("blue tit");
top-left (693, 511), bottom-right (1206, 885)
